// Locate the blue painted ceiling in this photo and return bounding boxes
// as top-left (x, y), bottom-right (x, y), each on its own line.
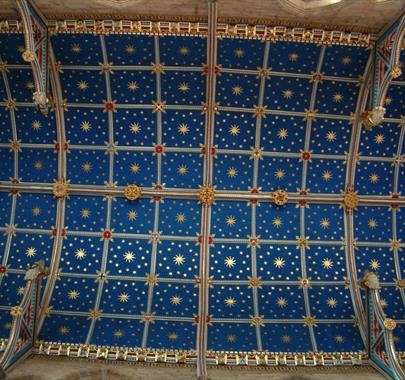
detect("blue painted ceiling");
top-left (0, 32), bottom-right (404, 354)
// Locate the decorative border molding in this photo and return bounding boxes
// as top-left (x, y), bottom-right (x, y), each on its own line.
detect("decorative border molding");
top-left (0, 19), bottom-right (375, 46)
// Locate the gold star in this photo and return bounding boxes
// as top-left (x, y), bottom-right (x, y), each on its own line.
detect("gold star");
top-left (272, 217), bottom-right (283, 228)
top-left (127, 210), bottom-right (138, 221)
top-left (168, 332), bottom-right (179, 341)
top-left (322, 171), bottom-right (332, 181)
top-left (71, 44), bottom-right (81, 53)
top-left (124, 251), bottom-right (135, 262)
top-left (130, 163), bottom-right (141, 174)
top-left (32, 207), bottom-right (41, 216)
top-left (335, 335), bottom-right (344, 343)
top-left (59, 326), bottom-right (70, 335)
top-left (273, 257), bottom-right (285, 268)
top-left (369, 173), bottom-right (379, 183)
top-left (177, 165), bottom-right (188, 175)
top-left (17, 287), bottom-right (25, 295)
top-left (282, 335), bottom-right (291, 343)
top-left (179, 46), bottom-right (189, 55)
top-left (275, 169), bottom-right (285, 179)
top-left (342, 56), bottom-right (351, 65)
top-left (326, 131), bottom-right (336, 142)
top-left (80, 121), bottom-right (91, 132)
top-left (114, 330), bottom-right (124, 338)
top-left (68, 290), bottom-right (79, 300)
top-left (34, 161), bottom-right (43, 170)
top-left (232, 85), bottom-right (243, 95)
top-left (229, 124), bottom-right (240, 136)
top-left (374, 134), bottom-right (385, 144)
top-left (174, 254), bottom-right (185, 265)
top-left (226, 216), bottom-right (236, 226)
top-left (82, 162), bottom-right (92, 173)
top-left (322, 258), bottom-right (333, 269)
top-left (77, 80), bottom-right (88, 90)
top-left (276, 297), bottom-right (288, 308)
top-left (224, 256), bottom-right (236, 268)
top-left (170, 295), bottom-right (182, 305)
top-left (26, 81), bottom-right (34, 90)
top-left (118, 293), bottom-right (130, 302)
top-left (384, 97), bottom-right (393, 105)
top-left (81, 208), bottom-right (91, 218)
top-left (370, 259), bottom-right (380, 270)
top-left (26, 247), bottom-right (37, 257)
top-left (130, 122), bottom-right (141, 134)
top-left (32, 121), bottom-right (41, 130)
top-left (125, 45), bottom-right (135, 54)
top-left (327, 297), bottom-right (337, 308)
top-left (227, 167), bottom-right (238, 178)
top-left (380, 298), bottom-right (388, 308)
top-left (127, 81), bottom-right (139, 91)
top-left (227, 334), bottom-right (236, 342)
top-left (75, 248), bottom-right (86, 259)
top-left (289, 53), bottom-right (299, 61)
top-left (234, 48), bottom-right (245, 57)
top-left (178, 123), bottom-right (189, 134)
top-left (176, 213), bottom-right (186, 223)
top-left (283, 89), bottom-right (294, 99)
top-left (333, 93), bottom-right (343, 102)
top-left (368, 218), bottom-right (378, 229)
top-left (178, 82), bottom-right (190, 92)
top-left (320, 218), bottom-right (330, 229)
top-left (277, 128), bottom-right (288, 139)
top-left (225, 297), bottom-right (236, 307)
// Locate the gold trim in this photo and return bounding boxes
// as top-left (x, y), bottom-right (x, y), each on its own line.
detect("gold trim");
top-left (272, 189), bottom-right (288, 206)
top-left (383, 318), bottom-right (396, 331)
top-left (52, 178), bottom-right (70, 199)
top-left (123, 184), bottom-right (142, 201)
top-left (198, 185), bottom-right (216, 206)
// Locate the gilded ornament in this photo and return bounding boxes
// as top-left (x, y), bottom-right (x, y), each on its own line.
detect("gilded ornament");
top-left (22, 50), bottom-right (35, 62)
top-left (303, 316), bottom-right (317, 327)
top-left (87, 309), bottom-right (102, 320)
top-left (383, 318), bottom-right (396, 331)
top-left (124, 184), bottom-right (142, 201)
top-left (10, 306), bottom-right (23, 317)
top-left (272, 189), bottom-right (288, 206)
top-left (343, 189), bottom-right (359, 210)
top-left (390, 66), bottom-right (402, 79)
top-left (249, 315), bottom-right (265, 327)
top-left (198, 185), bottom-right (215, 206)
top-left (52, 178), bottom-right (70, 199)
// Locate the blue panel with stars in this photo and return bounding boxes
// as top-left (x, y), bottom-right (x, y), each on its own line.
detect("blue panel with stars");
top-left (208, 322), bottom-right (257, 352)
top-left (39, 315), bottom-right (91, 344)
top-left (0, 149), bottom-right (14, 180)
top-left (214, 153), bottom-right (253, 191)
top-left (378, 287), bottom-right (404, 320)
top-left (8, 68), bottom-right (35, 102)
top-left (0, 111), bottom-right (11, 143)
top-left (258, 157), bottom-right (302, 191)
top-left (384, 84), bottom-right (404, 119)
top-left (306, 245), bottom-right (346, 281)
top-left (309, 286), bottom-right (354, 319)
top-left (354, 206), bottom-right (392, 243)
top-left (0, 33), bottom-right (26, 64)
top-left (15, 193), bottom-right (56, 229)
top-left (0, 192), bottom-right (12, 227)
top-left (148, 321), bottom-right (196, 350)
top-left (217, 38), bottom-right (264, 70)
top-left (316, 80), bottom-right (357, 115)
top-left (160, 36), bottom-right (206, 67)
top-left (307, 158), bottom-right (346, 193)
top-left (355, 246), bottom-right (396, 282)
top-left (261, 324), bottom-right (312, 352)
top-left (315, 323), bottom-right (364, 352)
top-left (19, 148), bottom-right (57, 183)
top-left (305, 204), bottom-right (344, 241)
top-left (217, 73), bottom-right (260, 108)
top-left (355, 160), bottom-right (393, 195)
top-left (0, 309), bottom-right (12, 339)
top-left (0, 273), bottom-right (26, 307)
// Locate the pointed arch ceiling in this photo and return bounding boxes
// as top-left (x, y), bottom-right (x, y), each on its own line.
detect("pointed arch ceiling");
top-left (0, 25), bottom-right (404, 361)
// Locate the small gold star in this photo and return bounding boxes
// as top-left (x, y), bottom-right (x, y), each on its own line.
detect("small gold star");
top-left (34, 161), bottom-right (43, 170)
top-left (275, 169), bottom-right (285, 179)
top-left (333, 93), bottom-right (343, 102)
top-left (342, 56), bottom-right (351, 65)
top-left (368, 218), bottom-right (378, 229)
top-left (174, 254), bottom-right (185, 265)
top-left (225, 297), bottom-right (236, 307)
top-left (320, 218), bottom-right (330, 229)
top-left (234, 48), bottom-right (245, 57)
top-left (77, 80), bottom-right (88, 90)
top-left (326, 131), bottom-right (336, 142)
top-left (71, 44), bottom-right (81, 53)
top-left (227, 334), bottom-right (236, 342)
top-left (59, 326), bottom-right (70, 335)
top-left (17, 287), bottom-right (25, 295)
top-left (170, 295), bottom-right (182, 305)
top-left (26, 81), bottom-right (34, 90)
top-left (277, 128), bottom-right (288, 139)
top-left (127, 81), bottom-right (139, 91)
top-left (327, 297), bottom-right (337, 308)
top-left (125, 45), bottom-right (135, 54)
top-left (177, 165), bottom-right (188, 175)
top-left (226, 216), bottom-right (236, 226)
top-left (68, 290), bottom-right (79, 300)
top-left (227, 167), bottom-right (238, 178)
top-left (374, 134), bottom-right (385, 144)
top-left (75, 248), bottom-right (86, 259)
top-left (289, 53), bottom-right (299, 61)
top-left (369, 173), bottom-right (379, 183)
top-left (130, 163), bottom-right (141, 174)
top-left (176, 213), bottom-right (186, 223)
top-left (229, 124), bottom-right (240, 136)
top-left (32, 207), bottom-right (41, 216)
top-left (232, 85), bottom-right (243, 95)
top-left (114, 330), bottom-right (124, 338)
top-left (273, 257), bottom-right (285, 268)
top-left (178, 82), bottom-right (190, 92)
top-left (179, 46), bottom-right (189, 55)
top-left (276, 297), bottom-right (288, 308)
top-left (322, 258), bottom-right (333, 269)
top-left (130, 123), bottom-right (141, 134)
top-left (272, 217), bottom-right (283, 228)
top-left (335, 335), bottom-right (344, 343)
top-left (384, 97), bottom-right (393, 105)
top-left (283, 89), bottom-right (294, 99)
top-left (80, 121), bottom-right (91, 132)
top-left (32, 121), bottom-right (41, 130)
top-left (224, 256), bottom-right (236, 268)
top-left (370, 259), bottom-right (380, 270)
top-left (168, 332), bottom-right (179, 340)
top-left (124, 251), bottom-right (135, 262)
top-left (82, 162), bottom-right (92, 173)
top-left (282, 335), bottom-right (291, 343)
top-left (118, 293), bottom-right (130, 302)
top-left (127, 210), bottom-right (138, 221)
top-left (178, 123), bottom-right (189, 134)
top-left (81, 209), bottom-right (91, 218)
top-left (322, 171), bottom-right (332, 181)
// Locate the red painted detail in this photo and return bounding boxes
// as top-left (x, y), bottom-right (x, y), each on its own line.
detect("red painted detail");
top-left (194, 315), bottom-right (200, 324)
top-left (11, 178), bottom-right (20, 184)
top-left (0, 265), bottom-right (7, 274)
top-left (301, 151), bottom-right (311, 161)
top-left (105, 102), bottom-right (114, 111)
top-left (299, 200), bottom-right (307, 207)
top-left (103, 230), bottom-right (112, 239)
top-left (154, 145), bottom-right (164, 154)
top-left (208, 236), bottom-right (214, 245)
